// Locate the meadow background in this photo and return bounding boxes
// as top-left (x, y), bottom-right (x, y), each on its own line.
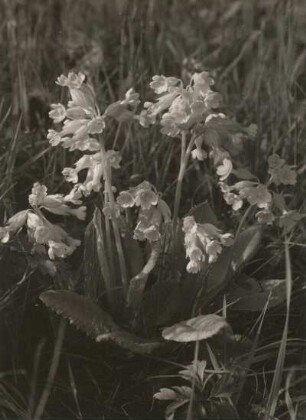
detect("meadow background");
top-left (0, 0), bottom-right (306, 418)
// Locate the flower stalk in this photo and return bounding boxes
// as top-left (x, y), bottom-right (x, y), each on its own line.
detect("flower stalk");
top-left (99, 135), bottom-right (128, 295)
top-left (172, 132), bottom-right (196, 239)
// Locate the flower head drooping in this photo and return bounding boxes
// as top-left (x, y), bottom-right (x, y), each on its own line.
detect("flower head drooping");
top-left (183, 216), bottom-right (233, 273)
top-left (0, 210), bottom-right (29, 243)
top-left (139, 72), bottom-right (223, 138)
top-left (116, 181), bottom-right (171, 243)
top-left (0, 208), bottom-right (80, 260)
top-left (29, 182), bottom-right (86, 220)
top-left (26, 212), bottom-right (80, 259)
top-left (62, 150), bottom-right (121, 196)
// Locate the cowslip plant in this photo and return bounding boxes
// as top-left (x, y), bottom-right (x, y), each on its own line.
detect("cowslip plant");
top-left (0, 69), bottom-right (303, 370)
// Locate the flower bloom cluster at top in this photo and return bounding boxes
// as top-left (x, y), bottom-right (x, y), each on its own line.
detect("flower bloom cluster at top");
top-left (48, 72), bottom-right (139, 152)
top-left (1, 69), bottom-right (301, 270)
top-left (138, 72), bottom-right (222, 137)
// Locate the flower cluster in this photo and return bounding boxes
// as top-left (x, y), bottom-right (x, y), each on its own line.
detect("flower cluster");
top-left (116, 181), bottom-right (171, 242)
top-left (62, 150), bottom-right (121, 195)
top-left (48, 72), bottom-right (139, 198)
top-left (219, 152), bottom-right (298, 227)
top-left (29, 182), bottom-right (86, 220)
top-left (49, 72), bottom-right (139, 151)
top-left (183, 216), bottom-right (233, 273)
top-left (0, 183), bottom-right (82, 259)
top-left (139, 72), bottom-right (222, 137)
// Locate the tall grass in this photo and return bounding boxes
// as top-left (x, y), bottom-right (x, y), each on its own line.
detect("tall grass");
top-left (0, 0), bottom-right (305, 418)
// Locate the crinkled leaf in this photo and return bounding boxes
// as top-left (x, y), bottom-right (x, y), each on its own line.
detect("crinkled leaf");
top-left (40, 290), bottom-right (161, 354)
top-left (162, 314), bottom-right (231, 342)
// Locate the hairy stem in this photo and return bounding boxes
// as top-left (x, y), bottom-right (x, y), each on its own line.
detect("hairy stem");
top-left (172, 132), bottom-right (196, 238)
top-left (99, 136), bottom-right (128, 295)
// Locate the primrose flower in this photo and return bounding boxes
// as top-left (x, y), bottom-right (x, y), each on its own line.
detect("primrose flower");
top-left (105, 88), bottom-right (140, 122)
top-left (49, 103), bottom-right (66, 123)
top-left (191, 147), bottom-right (207, 161)
top-left (134, 208), bottom-right (162, 242)
top-left (141, 71), bottom-right (223, 138)
top-left (216, 158), bottom-right (233, 181)
top-left (56, 72), bottom-right (86, 89)
top-left (135, 188), bottom-right (159, 210)
top-left (62, 150), bottom-right (121, 195)
top-left (117, 181), bottom-right (171, 242)
top-left (26, 212), bottom-right (80, 259)
top-left (183, 216), bottom-right (233, 272)
top-left (29, 182), bottom-right (86, 220)
top-left (117, 191), bottom-right (135, 208)
top-left (268, 154), bottom-right (296, 186)
top-left (219, 182), bottom-right (243, 211)
top-left (233, 181), bottom-right (272, 209)
top-left (150, 75), bottom-right (181, 94)
top-left (0, 210), bottom-right (29, 243)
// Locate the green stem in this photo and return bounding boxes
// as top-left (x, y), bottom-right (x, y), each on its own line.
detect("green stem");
top-left (172, 132), bottom-right (196, 237)
top-left (235, 204), bottom-right (254, 240)
top-left (99, 136), bottom-right (128, 295)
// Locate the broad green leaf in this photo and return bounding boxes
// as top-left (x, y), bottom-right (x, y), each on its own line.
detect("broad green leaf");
top-left (153, 388), bottom-right (178, 401)
top-left (199, 246), bottom-right (233, 308)
top-left (228, 278), bottom-right (286, 311)
top-left (187, 202), bottom-right (218, 225)
top-left (40, 290), bottom-right (161, 354)
top-left (162, 314), bottom-right (231, 342)
top-left (232, 168), bottom-right (257, 180)
top-left (154, 386), bottom-right (192, 401)
top-left (231, 225), bottom-right (262, 272)
top-left (83, 208), bottom-right (112, 301)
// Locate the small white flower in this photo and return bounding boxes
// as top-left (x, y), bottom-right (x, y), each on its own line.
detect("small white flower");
top-left (216, 158), bottom-right (233, 181)
top-left (49, 103), bottom-right (66, 123)
top-left (56, 72), bottom-right (85, 89)
top-left (29, 183), bottom-right (48, 207)
top-left (117, 191), bottom-right (135, 208)
top-left (87, 116), bottom-right (105, 134)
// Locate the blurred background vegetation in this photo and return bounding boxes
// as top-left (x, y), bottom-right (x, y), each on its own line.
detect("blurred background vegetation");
top-left (0, 0), bottom-right (306, 418)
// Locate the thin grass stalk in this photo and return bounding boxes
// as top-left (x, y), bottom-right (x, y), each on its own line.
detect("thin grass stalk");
top-left (32, 319), bottom-right (66, 420)
top-left (186, 339), bottom-right (200, 420)
top-left (265, 233), bottom-right (292, 418)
